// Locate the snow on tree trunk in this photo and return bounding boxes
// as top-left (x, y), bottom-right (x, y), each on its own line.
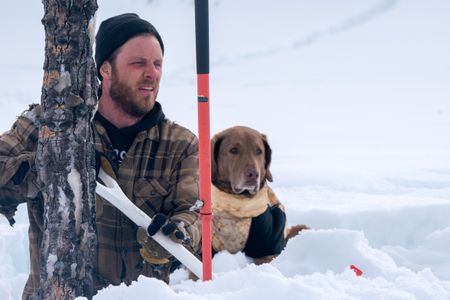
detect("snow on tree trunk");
top-left (36, 0), bottom-right (98, 299)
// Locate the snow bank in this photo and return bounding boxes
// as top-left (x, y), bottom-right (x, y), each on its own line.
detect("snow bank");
top-left (0, 224), bottom-right (29, 300)
top-left (91, 229), bottom-right (450, 300)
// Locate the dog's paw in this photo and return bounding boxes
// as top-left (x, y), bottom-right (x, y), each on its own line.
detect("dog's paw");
top-left (253, 255), bottom-right (277, 265)
top-left (286, 224), bottom-right (310, 240)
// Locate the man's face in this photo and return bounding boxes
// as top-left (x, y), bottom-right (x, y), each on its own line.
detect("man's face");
top-left (107, 34), bottom-right (163, 118)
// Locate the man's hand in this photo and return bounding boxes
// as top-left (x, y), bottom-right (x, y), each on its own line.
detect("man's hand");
top-left (147, 213), bottom-right (190, 243)
top-left (137, 227), bottom-right (172, 264)
top-left (95, 152), bottom-right (117, 180)
top-left (137, 213), bottom-right (191, 264)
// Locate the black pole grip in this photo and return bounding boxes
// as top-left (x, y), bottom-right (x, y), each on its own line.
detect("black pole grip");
top-left (195, 0), bottom-right (210, 74)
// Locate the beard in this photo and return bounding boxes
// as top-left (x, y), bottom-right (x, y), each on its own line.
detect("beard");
top-left (109, 64), bottom-right (157, 118)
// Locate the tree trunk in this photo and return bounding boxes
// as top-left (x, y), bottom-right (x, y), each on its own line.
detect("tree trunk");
top-left (36, 1), bottom-right (98, 299)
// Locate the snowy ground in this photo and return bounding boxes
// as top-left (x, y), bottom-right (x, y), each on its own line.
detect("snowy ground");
top-left (1, 0), bottom-right (450, 299)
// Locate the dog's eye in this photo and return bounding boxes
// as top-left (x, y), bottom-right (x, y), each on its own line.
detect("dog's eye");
top-left (230, 147), bottom-right (239, 154)
top-left (256, 148), bottom-right (263, 155)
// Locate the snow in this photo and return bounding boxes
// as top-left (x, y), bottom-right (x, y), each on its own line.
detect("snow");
top-left (46, 254), bottom-right (58, 278)
top-left (68, 159), bottom-right (83, 234)
top-left (54, 65), bottom-right (72, 93)
top-left (1, 0), bottom-right (450, 299)
top-left (57, 185), bottom-right (70, 226)
top-left (88, 14), bottom-right (97, 49)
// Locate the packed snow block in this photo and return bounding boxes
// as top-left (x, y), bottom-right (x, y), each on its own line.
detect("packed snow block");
top-left (210, 251), bottom-right (251, 273)
top-left (273, 229), bottom-right (406, 279)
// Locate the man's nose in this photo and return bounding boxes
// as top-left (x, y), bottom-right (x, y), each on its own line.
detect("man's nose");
top-left (144, 65), bottom-right (158, 79)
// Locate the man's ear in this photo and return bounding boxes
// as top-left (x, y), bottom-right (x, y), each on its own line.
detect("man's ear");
top-left (210, 133), bottom-right (223, 183)
top-left (99, 61), bottom-right (112, 80)
top-left (261, 133), bottom-right (273, 182)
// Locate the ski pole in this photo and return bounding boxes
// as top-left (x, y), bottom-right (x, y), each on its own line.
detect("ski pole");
top-left (96, 169), bottom-right (203, 279)
top-left (194, 0), bottom-right (213, 281)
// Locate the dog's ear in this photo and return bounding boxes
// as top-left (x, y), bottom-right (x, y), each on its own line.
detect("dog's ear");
top-left (261, 133), bottom-right (273, 182)
top-left (210, 133), bottom-right (223, 182)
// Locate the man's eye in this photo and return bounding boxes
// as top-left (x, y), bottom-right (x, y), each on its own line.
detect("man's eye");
top-left (256, 148), bottom-right (262, 155)
top-left (230, 148), bottom-right (238, 154)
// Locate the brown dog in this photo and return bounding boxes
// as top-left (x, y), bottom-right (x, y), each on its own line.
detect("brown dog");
top-left (210, 126), bottom-right (308, 264)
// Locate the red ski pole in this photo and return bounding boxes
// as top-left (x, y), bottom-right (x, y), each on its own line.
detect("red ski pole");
top-left (194, 0), bottom-right (213, 281)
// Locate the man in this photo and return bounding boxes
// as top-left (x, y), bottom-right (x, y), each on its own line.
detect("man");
top-left (0, 13), bottom-right (201, 298)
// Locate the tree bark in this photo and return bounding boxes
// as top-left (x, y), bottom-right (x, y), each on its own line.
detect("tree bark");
top-left (37, 1), bottom-right (98, 299)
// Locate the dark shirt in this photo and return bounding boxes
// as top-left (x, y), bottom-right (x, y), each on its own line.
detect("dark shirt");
top-left (94, 102), bottom-right (165, 165)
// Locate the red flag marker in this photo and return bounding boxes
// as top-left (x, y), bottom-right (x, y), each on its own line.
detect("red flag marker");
top-left (350, 264), bottom-right (363, 277)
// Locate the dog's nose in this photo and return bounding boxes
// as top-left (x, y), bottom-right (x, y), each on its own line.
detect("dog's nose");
top-left (244, 167), bottom-right (259, 179)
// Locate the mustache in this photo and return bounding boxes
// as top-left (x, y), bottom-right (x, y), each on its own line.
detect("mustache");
top-left (137, 80), bottom-right (155, 85)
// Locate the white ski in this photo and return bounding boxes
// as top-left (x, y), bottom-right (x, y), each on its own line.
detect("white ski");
top-left (96, 168), bottom-right (204, 279)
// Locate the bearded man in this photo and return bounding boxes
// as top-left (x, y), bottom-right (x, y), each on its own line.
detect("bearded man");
top-left (0, 13), bottom-right (201, 299)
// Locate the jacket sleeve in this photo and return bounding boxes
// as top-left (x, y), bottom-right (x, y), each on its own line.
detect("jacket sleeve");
top-left (164, 134), bottom-right (201, 252)
top-left (243, 205), bottom-right (287, 258)
top-left (0, 105), bottom-right (40, 225)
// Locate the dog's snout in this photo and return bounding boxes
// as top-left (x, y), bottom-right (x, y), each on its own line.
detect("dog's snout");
top-left (244, 167), bottom-right (259, 179)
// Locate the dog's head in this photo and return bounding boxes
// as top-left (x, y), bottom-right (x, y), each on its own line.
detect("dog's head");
top-left (211, 126), bottom-right (273, 196)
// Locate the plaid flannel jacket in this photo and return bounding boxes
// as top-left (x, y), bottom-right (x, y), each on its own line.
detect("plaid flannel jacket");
top-left (0, 104), bottom-right (201, 299)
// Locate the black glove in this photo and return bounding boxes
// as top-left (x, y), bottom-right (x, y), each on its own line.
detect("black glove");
top-left (243, 205), bottom-right (287, 258)
top-left (147, 213), bottom-right (190, 243)
top-left (137, 213), bottom-right (190, 264)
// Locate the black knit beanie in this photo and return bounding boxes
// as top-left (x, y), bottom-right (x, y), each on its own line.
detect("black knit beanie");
top-left (95, 13), bottom-right (164, 80)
